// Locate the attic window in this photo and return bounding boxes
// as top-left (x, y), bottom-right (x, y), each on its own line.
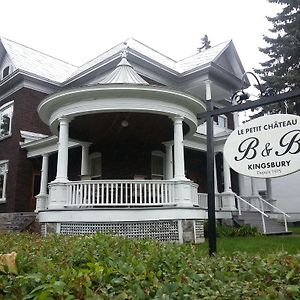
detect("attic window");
top-left (217, 115), bottom-right (227, 128)
top-left (2, 66), bottom-right (10, 79)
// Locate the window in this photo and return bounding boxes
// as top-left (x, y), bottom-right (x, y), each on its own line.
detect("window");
top-left (151, 151), bottom-right (165, 179)
top-left (217, 115), bottom-right (227, 128)
top-left (89, 152), bottom-right (102, 179)
top-left (0, 101), bottom-right (13, 139)
top-left (0, 161), bottom-right (8, 202)
top-left (2, 66), bottom-right (10, 79)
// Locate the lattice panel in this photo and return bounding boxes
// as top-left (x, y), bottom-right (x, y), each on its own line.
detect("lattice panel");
top-left (40, 224), bottom-right (47, 236)
top-left (194, 220), bottom-right (204, 241)
top-left (59, 220), bottom-right (180, 242)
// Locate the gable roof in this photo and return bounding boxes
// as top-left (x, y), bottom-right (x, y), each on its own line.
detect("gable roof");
top-left (0, 36), bottom-right (246, 85)
top-left (0, 37), bottom-right (77, 83)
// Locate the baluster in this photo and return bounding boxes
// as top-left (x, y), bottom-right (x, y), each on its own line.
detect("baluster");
top-left (130, 183), bottom-right (133, 204)
top-left (149, 183), bottom-right (152, 204)
top-left (100, 183), bottom-right (104, 205)
top-left (92, 183), bottom-right (95, 205)
top-left (120, 183), bottom-right (123, 205)
top-left (156, 183), bottom-right (160, 204)
top-left (106, 183), bottom-right (109, 204)
top-left (96, 183), bottom-right (100, 205)
top-left (125, 183), bottom-right (128, 205)
top-left (134, 183), bottom-right (137, 204)
top-left (111, 183), bottom-right (114, 204)
top-left (144, 183), bottom-right (147, 204)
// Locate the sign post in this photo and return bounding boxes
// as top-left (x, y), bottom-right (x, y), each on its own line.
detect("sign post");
top-left (199, 88), bottom-right (300, 256)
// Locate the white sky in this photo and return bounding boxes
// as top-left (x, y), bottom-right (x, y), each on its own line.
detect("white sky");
top-left (1, 0), bottom-right (280, 81)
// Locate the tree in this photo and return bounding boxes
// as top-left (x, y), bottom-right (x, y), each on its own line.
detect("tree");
top-left (254, 0), bottom-right (300, 114)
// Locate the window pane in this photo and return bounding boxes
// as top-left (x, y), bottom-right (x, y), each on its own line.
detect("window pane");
top-left (2, 66), bottom-right (9, 78)
top-left (0, 105), bottom-right (13, 138)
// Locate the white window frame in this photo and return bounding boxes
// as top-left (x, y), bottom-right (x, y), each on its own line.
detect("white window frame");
top-left (217, 114), bottom-right (228, 128)
top-left (0, 160), bottom-right (8, 203)
top-left (151, 151), bottom-right (165, 180)
top-left (0, 100), bottom-right (14, 141)
top-left (2, 66), bottom-right (10, 79)
top-left (89, 152), bottom-right (102, 179)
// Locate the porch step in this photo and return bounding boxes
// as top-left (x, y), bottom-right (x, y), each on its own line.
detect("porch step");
top-left (0, 213), bottom-right (37, 232)
top-left (233, 212), bottom-right (291, 235)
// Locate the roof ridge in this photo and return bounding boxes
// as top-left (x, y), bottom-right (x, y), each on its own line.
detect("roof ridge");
top-left (126, 38), bottom-right (177, 63)
top-left (177, 40), bottom-right (231, 63)
top-left (0, 36), bottom-right (78, 67)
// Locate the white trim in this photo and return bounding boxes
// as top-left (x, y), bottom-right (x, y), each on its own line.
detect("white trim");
top-left (0, 160), bottom-right (9, 203)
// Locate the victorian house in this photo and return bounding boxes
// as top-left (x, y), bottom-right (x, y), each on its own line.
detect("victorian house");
top-left (0, 37), bottom-right (290, 242)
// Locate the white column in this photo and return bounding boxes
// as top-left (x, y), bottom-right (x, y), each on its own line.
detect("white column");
top-left (35, 154), bottom-right (49, 211)
top-left (39, 154), bottom-right (49, 195)
top-left (251, 177), bottom-right (258, 196)
top-left (173, 116), bottom-right (186, 180)
top-left (55, 117), bottom-right (69, 182)
top-left (223, 155), bottom-right (232, 192)
top-left (266, 178), bottom-right (273, 200)
top-left (164, 143), bottom-right (173, 180)
top-left (214, 154), bottom-right (218, 193)
top-left (81, 144), bottom-right (90, 176)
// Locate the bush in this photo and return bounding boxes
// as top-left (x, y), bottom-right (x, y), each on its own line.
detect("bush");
top-left (204, 222), bottom-right (261, 238)
top-left (0, 232), bottom-right (299, 299)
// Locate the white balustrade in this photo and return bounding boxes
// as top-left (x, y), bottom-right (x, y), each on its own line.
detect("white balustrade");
top-left (65, 180), bottom-right (176, 207)
top-left (197, 193), bottom-right (223, 210)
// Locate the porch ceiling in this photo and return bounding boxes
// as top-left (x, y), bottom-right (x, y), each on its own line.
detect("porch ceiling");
top-left (69, 112), bottom-right (188, 146)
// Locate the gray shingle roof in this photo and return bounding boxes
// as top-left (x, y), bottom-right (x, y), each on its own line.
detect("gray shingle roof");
top-left (0, 37), bottom-right (77, 83)
top-left (0, 37), bottom-right (232, 84)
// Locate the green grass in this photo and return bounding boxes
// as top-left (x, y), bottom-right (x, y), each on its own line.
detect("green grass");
top-left (289, 226), bottom-right (300, 234)
top-left (208, 235), bottom-right (300, 255)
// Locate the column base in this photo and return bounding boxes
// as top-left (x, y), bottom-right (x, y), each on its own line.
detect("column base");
top-left (221, 190), bottom-right (237, 211)
top-left (47, 182), bottom-right (68, 209)
top-left (35, 193), bottom-right (48, 212)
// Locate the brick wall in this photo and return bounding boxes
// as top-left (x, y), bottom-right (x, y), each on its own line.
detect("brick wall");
top-left (0, 88), bottom-right (50, 212)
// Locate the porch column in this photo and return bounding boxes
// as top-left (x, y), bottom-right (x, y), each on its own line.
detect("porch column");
top-left (266, 178), bottom-right (275, 211)
top-left (35, 153), bottom-right (49, 211)
top-left (55, 117), bottom-right (70, 182)
top-left (251, 177), bottom-right (258, 196)
top-left (214, 154), bottom-right (218, 193)
top-left (221, 153), bottom-right (236, 210)
top-left (223, 156), bottom-right (232, 192)
top-left (164, 142), bottom-right (173, 180)
top-left (173, 116), bottom-right (186, 180)
top-left (81, 144), bottom-right (90, 176)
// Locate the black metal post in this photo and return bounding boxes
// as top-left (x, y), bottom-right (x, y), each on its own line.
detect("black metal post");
top-left (206, 98), bottom-right (217, 256)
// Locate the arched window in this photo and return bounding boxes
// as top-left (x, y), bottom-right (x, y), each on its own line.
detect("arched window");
top-left (151, 151), bottom-right (165, 179)
top-left (0, 101), bottom-right (14, 139)
top-left (89, 152), bottom-right (102, 179)
top-left (2, 66), bottom-right (10, 79)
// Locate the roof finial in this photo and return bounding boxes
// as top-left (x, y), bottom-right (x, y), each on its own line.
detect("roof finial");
top-left (121, 42), bottom-right (128, 58)
top-left (197, 34), bottom-right (211, 52)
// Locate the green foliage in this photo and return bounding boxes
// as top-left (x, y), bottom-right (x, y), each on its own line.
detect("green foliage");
top-left (0, 232), bottom-right (300, 299)
top-left (204, 223), bottom-right (261, 238)
top-left (254, 0), bottom-right (300, 115)
top-left (256, 0), bottom-right (300, 91)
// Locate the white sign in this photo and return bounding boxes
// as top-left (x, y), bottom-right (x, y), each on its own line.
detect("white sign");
top-left (224, 114), bottom-right (300, 178)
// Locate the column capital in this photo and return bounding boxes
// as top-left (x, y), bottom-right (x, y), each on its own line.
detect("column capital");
top-left (162, 141), bottom-right (174, 147)
top-left (173, 116), bottom-right (184, 123)
top-left (58, 116), bottom-right (72, 124)
top-left (41, 153), bottom-right (50, 158)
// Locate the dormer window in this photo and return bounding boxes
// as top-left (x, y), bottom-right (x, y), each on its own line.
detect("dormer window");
top-left (0, 101), bottom-right (14, 139)
top-left (217, 115), bottom-right (228, 128)
top-left (2, 66), bottom-right (10, 79)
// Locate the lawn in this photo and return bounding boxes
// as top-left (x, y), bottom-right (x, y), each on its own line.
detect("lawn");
top-left (0, 232), bottom-right (300, 299)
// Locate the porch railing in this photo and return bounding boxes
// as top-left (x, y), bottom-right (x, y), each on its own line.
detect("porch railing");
top-left (198, 193), bottom-right (222, 210)
top-left (65, 180), bottom-right (176, 207)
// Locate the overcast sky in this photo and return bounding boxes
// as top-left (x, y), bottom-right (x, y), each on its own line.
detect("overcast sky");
top-left (1, 0), bottom-right (280, 81)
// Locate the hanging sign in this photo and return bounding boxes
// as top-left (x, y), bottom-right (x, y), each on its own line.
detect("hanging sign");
top-left (223, 114), bottom-right (300, 178)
